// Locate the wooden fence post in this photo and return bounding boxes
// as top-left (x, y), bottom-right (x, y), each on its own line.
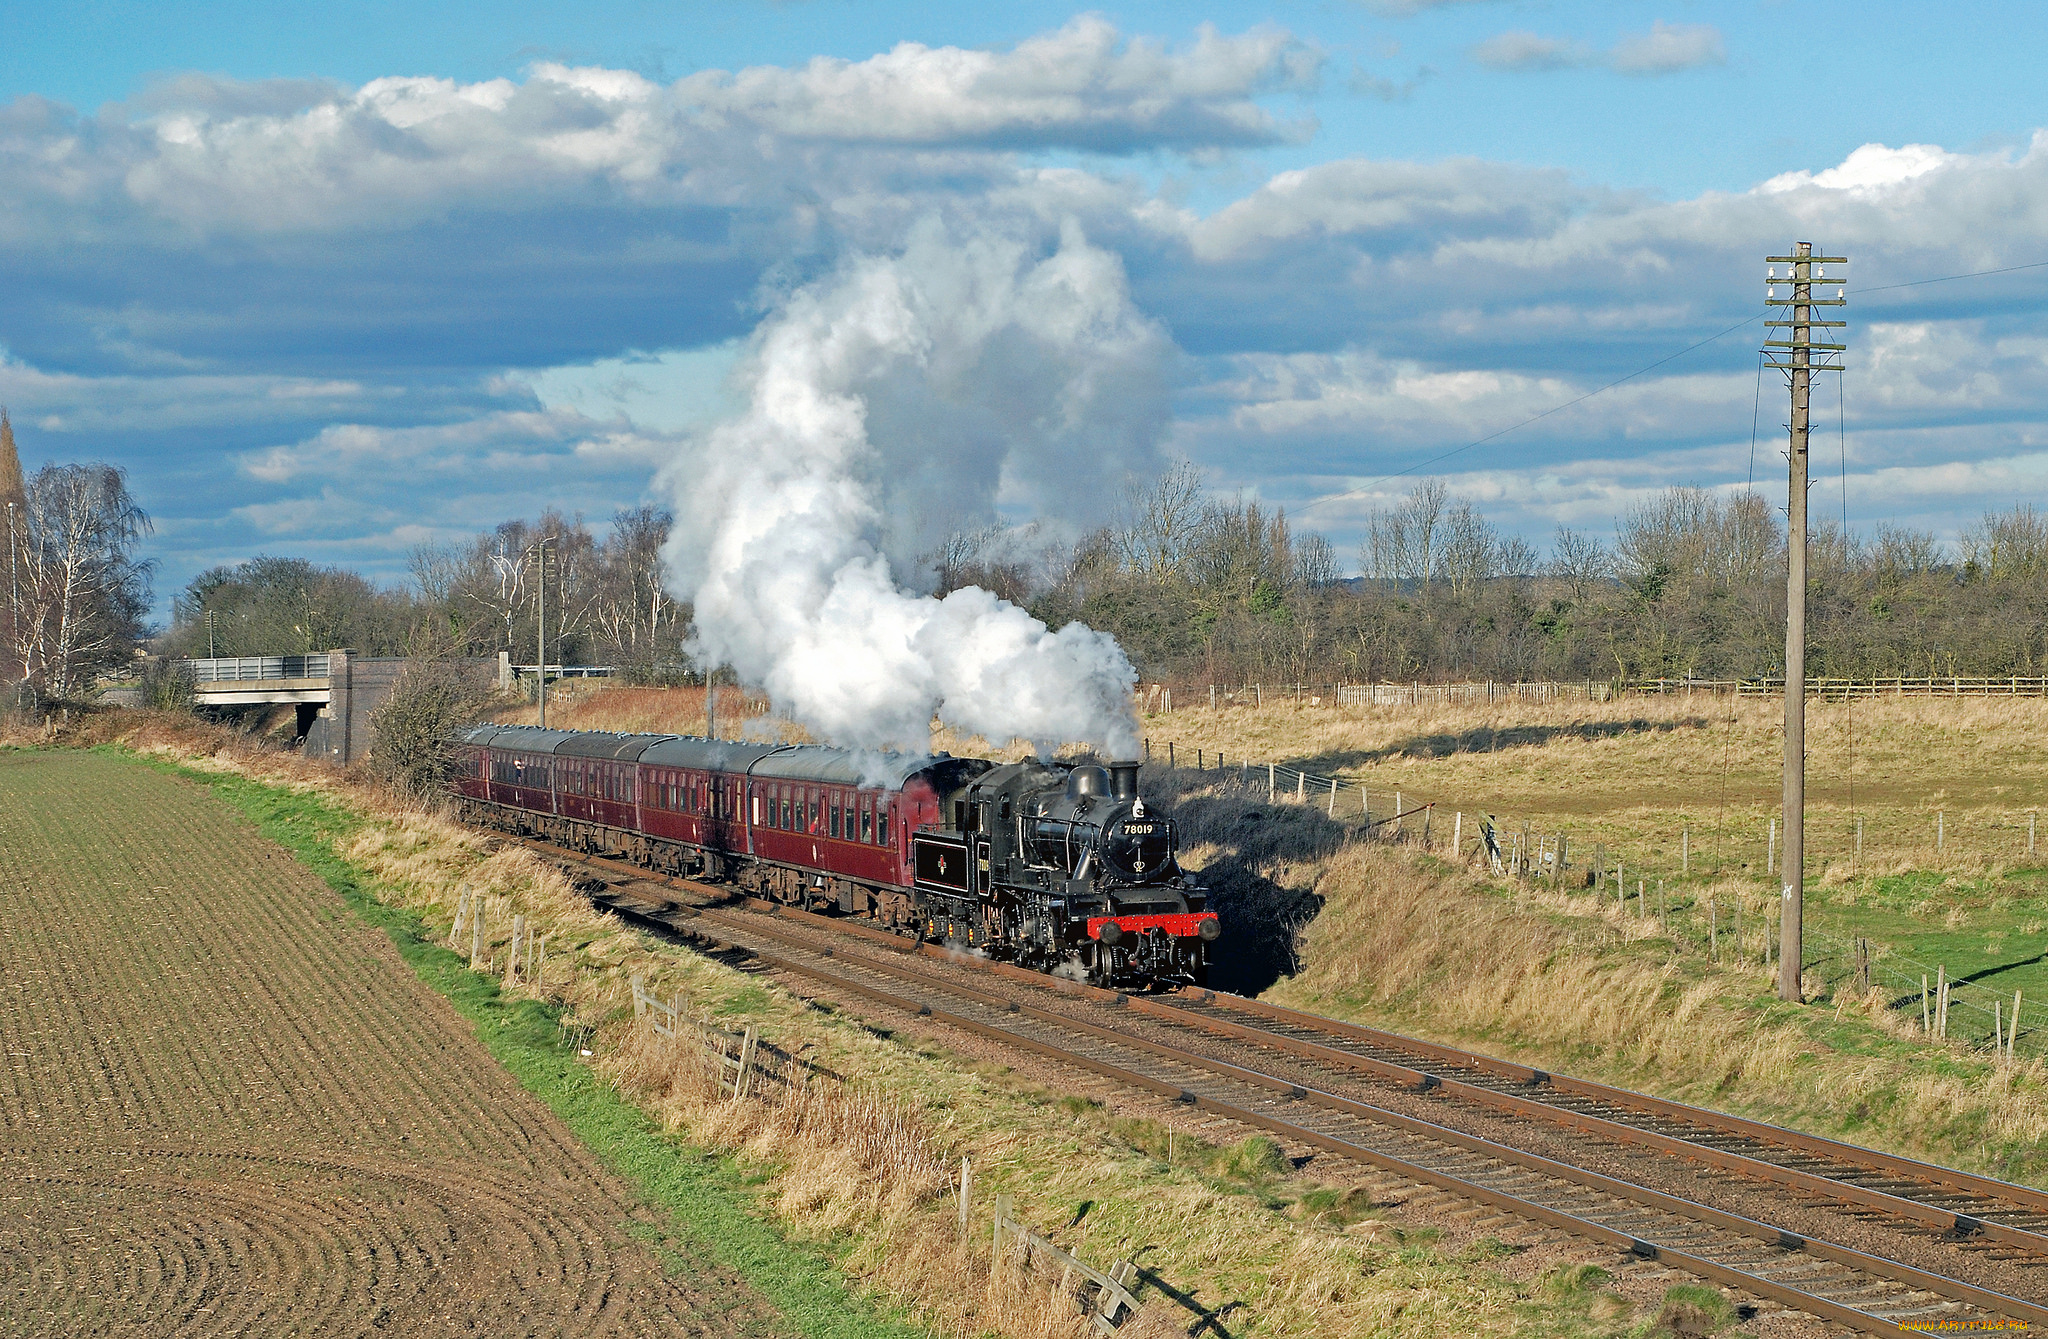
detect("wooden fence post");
top-left (994, 1193), bottom-right (1013, 1259)
top-left (733, 1025), bottom-right (759, 1101)
top-left (1295, 770), bottom-right (1305, 800)
top-left (470, 902), bottom-right (485, 970)
top-left (958, 1156), bottom-right (972, 1238)
top-left (1681, 827), bottom-right (1689, 874)
top-left (449, 893), bottom-right (468, 948)
top-left (1938, 811), bottom-right (1946, 854)
top-left (1267, 762), bottom-right (1275, 800)
top-left (1327, 778), bottom-right (1337, 817)
top-left (505, 914), bottom-right (525, 987)
top-left (1453, 811), bottom-right (1463, 860)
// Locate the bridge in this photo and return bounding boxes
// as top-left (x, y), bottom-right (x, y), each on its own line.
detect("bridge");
top-left (176, 652), bottom-right (612, 765)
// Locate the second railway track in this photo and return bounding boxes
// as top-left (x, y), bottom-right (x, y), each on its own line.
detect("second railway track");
top-left (529, 836), bottom-right (2048, 1336)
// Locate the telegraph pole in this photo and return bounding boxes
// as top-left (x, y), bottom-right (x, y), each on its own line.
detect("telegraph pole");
top-left (1765, 241), bottom-right (1845, 1002)
top-left (535, 536), bottom-right (555, 729)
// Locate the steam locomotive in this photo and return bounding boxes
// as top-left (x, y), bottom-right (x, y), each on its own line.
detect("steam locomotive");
top-left (450, 726), bottom-right (1218, 988)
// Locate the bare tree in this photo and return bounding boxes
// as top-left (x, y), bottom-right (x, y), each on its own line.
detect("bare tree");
top-left (1549, 526), bottom-right (1611, 604)
top-left (1874, 524), bottom-right (1941, 578)
top-left (11, 464), bottom-right (151, 699)
top-left (1111, 461), bottom-right (1207, 585)
top-left (590, 505), bottom-right (685, 676)
top-left (1293, 532), bottom-right (1341, 589)
top-left (1964, 503), bottom-right (2048, 581)
top-left (1361, 478), bottom-right (1448, 592)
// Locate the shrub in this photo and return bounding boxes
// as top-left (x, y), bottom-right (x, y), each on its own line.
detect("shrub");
top-left (139, 657), bottom-right (195, 712)
top-left (369, 655), bottom-right (495, 798)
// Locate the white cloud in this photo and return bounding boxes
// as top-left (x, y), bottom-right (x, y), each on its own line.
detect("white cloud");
top-left (677, 16), bottom-right (1321, 151)
top-left (235, 407), bottom-right (672, 484)
top-left (0, 17), bottom-right (1319, 245)
top-left (1472, 21), bottom-right (1725, 76)
top-left (1762, 142), bottom-right (1955, 195)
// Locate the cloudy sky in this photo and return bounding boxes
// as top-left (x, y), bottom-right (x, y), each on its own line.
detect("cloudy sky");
top-left (5, 1), bottom-right (2048, 618)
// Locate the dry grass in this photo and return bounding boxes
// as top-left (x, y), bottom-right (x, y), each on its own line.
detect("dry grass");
top-left (1142, 693), bottom-right (2048, 880)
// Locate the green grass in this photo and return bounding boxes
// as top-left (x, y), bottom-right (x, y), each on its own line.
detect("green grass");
top-left (103, 746), bottom-right (929, 1339)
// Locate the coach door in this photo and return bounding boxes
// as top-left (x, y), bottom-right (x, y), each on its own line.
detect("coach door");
top-left (705, 774), bottom-right (739, 854)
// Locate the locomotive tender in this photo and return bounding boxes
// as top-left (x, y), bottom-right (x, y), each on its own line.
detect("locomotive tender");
top-left (451, 725), bottom-right (1218, 988)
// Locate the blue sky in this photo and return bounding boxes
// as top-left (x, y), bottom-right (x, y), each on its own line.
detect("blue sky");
top-left (5, 1), bottom-right (2048, 618)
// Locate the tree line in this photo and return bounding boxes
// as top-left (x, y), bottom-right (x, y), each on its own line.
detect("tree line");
top-left (8, 405), bottom-right (2045, 706)
top-left (159, 505), bottom-right (686, 680)
top-left (1008, 466), bottom-right (2048, 688)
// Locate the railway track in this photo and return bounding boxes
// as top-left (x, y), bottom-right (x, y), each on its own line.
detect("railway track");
top-left (524, 836), bottom-right (2048, 1336)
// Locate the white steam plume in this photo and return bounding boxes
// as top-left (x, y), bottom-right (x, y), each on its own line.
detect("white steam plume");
top-left (658, 218), bottom-right (1170, 759)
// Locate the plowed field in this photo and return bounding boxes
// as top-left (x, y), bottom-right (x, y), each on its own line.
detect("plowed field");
top-left (0, 749), bottom-right (780, 1337)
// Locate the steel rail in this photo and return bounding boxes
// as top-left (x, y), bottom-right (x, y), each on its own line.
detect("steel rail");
top-left (588, 885), bottom-right (2037, 1336)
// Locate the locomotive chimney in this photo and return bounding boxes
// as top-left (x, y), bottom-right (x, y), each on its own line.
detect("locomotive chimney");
top-left (1108, 761), bottom-right (1139, 800)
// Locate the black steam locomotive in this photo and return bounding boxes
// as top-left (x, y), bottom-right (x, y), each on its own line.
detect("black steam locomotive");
top-left (912, 757), bottom-right (1219, 986)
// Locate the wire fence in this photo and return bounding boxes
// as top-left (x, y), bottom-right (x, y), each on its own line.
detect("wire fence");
top-left (1143, 737), bottom-right (2045, 1061)
top-left (1148, 676), bottom-right (2048, 711)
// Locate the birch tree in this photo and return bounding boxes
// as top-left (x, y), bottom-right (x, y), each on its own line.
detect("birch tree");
top-left (13, 464), bottom-right (151, 698)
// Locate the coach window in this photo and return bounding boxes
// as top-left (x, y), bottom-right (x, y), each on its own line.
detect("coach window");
top-left (877, 807), bottom-right (890, 848)
top-left (861, 799), bottom-right (873, 843)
